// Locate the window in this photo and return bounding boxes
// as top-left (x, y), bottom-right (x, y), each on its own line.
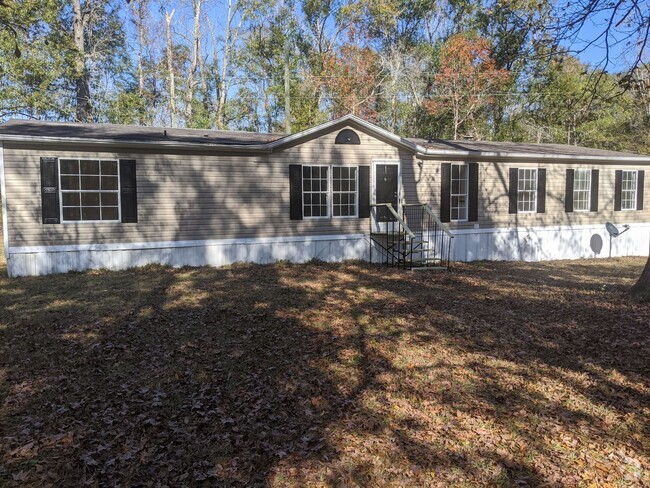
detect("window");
top-left (573, 169), bottom-right (591, 211)
top-left (302, 165), bottom-right (329, 218)
top-left (332, 166), bottom-right (357, 217)
top-left (621, 170), bottom-right (638, 210)
top-left (517, 168), bottom-right (537, 213)
top-left (301, 165), bottom-right (360, 218)
top-left (450, 164), bottom-right (468, 221)
top-left (59, 159), bottom-right (120, 222)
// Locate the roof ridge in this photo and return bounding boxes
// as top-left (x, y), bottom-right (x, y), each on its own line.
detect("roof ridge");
top-left (0, 119), bottom-right (286, 137)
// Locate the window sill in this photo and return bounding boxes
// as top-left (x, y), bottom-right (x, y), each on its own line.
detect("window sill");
top-left (60, 220), bottom-right (122, 224)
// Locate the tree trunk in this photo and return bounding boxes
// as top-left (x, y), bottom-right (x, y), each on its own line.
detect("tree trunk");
top-left (216, 0), bottom-right (234, 129)
top-left (72, 0), bottom-right (92, 122)
top-left (632, 246), bottom-right (650, 300)
top-left (165, 10), bottom-right (176, 127)
top-left (284, 36), bottom-right (291, 134)
top-left (185, 0), bottom-right (202, 125)
top-left (132, 0), bottom-right (147, 96)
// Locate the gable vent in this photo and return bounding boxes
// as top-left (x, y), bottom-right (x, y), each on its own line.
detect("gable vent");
top-left (335, 129), bottom-right (360, 145)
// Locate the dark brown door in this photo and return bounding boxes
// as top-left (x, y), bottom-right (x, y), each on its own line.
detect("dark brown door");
top-left (375, 164), bottom-right (398, 222)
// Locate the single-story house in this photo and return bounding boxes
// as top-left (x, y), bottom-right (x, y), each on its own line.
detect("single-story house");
top-left (0, 114), bottom-right (648, 277)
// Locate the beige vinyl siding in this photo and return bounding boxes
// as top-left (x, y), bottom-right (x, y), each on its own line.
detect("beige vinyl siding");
top-left (3, 127), bottom-right (416, 248)
top-left (3, 125), bottom-right (650, 249)
top-left (407, 159), bottom-right (650, 231)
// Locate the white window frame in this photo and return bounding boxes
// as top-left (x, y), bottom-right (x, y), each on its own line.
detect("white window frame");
top-left (58, 158), bottom-right (121, 224)
top-left (301, 165), bottom-right (360, 219)
top-left (517, 168), bottom-right (537, 213)
top-left (621, 170), bottom-right (638, 211)
top-left (302, 165), bottom-right (330, 219)
top-left (331, 165), bottom-right (359, 218)
top-left (450, 163), bottom-right (468, 222)
top-left (573, 168), bottom-right (591, 212)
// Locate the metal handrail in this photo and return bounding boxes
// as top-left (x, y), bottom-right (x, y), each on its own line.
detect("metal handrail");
top-left (420, 205), bottom-right (455, 239)
top-left (370, 203), bottom-right (416, 239)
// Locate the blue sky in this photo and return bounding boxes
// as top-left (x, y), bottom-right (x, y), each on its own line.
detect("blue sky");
top-left (562, 6), bottom-right (644, 73)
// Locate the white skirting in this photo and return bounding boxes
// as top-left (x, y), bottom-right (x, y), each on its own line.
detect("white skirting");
top-left (451, 222), bottom-right (650, 262)
top-left (5, 222), bottom-right (650, 277)
top-left (6, 234), bottom-right (370, 277)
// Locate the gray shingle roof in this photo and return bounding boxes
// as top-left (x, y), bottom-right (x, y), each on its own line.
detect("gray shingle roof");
top-left (406, 138), bottom-right (645, 157)
top-left (0, 119), bottom-right (285, 145)
top-left (0, 118), bottom-right (647, 159)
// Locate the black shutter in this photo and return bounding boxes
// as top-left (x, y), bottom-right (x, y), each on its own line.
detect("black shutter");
top-left (40, 157), bottom-right (60, 224)
top-left (508, 168), bottom-right (518, 214)
top-left (358, 165), bottom-right (370, 218)
top-left (119, 159), bottom-right (138, 223)
top-left (440, 163), bottom-right (451, 222)
top-left (637, 170), bottom-right (645, 211)
top-left (289, 164), bottom-right (302, 220)
top-left (614, 170), bottom-right (623, 211)
top-left (565, 169), bottom-right (574, 213)
top-left (590, 169), bottom-right (599, 212)
top-left (468, 163), bottom-right (479, 222)
top-left (537, 168), bottom-right (546, 213)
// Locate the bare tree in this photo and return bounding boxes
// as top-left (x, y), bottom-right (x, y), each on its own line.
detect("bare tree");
top-left (130, 0), bottom-right (149, 96)
top-left (552, 0), bottom-right (650, 77)
top-left (214, 0), bottom-right (244, 129)
top-left (72, 0), bottom-right (92, 122)
top-left (184, 0), bottom-right (203, 125)
top-left (165, 9), bottom-right (177, 127)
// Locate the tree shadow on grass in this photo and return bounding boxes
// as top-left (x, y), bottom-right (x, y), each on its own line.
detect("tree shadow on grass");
top-left (1, 259), bottom-right (648, 486)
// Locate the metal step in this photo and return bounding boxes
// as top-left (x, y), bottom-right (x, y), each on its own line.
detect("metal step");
top-left (411, 257), bottom-right (443, 263)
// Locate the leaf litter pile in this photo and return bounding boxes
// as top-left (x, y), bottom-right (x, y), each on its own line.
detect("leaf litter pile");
top-left (0, 258), bottom-right (648, 486)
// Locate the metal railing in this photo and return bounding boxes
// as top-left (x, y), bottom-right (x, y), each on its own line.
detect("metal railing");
top-left (402, 204), bottom-right (454, 269)
top-left (369, 203), bottom-right (454, 270)
top-left (369, 203), bottom-right (414, 269)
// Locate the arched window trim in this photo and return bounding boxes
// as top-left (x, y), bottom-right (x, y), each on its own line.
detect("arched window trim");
top-left (335, 129), bottom-right (361, 145)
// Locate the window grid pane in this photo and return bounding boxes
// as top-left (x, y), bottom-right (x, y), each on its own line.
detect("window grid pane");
top-left (332, 166), bottom-right (357, 217)
top-left (517, 168), bottom-right (537, 213)
top-left (60, 159), bottom-right (120, 222)
top-left (621, 170), bottom-right (637, 210)
top-left (450, 164), bottom-right (468, 221)
top-left (302, 165), bottom-right (329, 218)
top-left (573, 169), bottom-right (591, 211)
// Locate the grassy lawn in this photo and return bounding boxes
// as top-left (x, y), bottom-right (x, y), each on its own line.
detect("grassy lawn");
top-left (0, 255), bottom-right (649, 486)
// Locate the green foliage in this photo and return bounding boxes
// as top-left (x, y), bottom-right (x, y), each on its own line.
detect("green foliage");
top-left (0, 0), bottom-right (73, 118)
top-left (106, 91), bottom-right (149, 125)
top-left (0, 0), bottom-right (647, 154)
top-left (514, 54), bottom-right (648, 152)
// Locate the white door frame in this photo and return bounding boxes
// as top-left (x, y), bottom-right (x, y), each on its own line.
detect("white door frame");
top-left (371, 160), bottom-right (401, 233)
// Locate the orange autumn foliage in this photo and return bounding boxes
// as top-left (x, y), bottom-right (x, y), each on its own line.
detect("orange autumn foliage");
top-left (424, 34), bottom-right (511, 139)
top-left (321, 45), bottom-right (382, 121)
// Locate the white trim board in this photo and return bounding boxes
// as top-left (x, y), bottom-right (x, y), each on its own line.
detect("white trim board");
top-left (451, 222), bottom-right (650, 235)
top-left (0, 142), bottom-right (8, 261)
top-left (8, 233), bottom-right (368, 255)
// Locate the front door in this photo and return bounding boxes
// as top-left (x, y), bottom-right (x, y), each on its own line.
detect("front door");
top-left (375, 163), bottom-right (399, 223)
